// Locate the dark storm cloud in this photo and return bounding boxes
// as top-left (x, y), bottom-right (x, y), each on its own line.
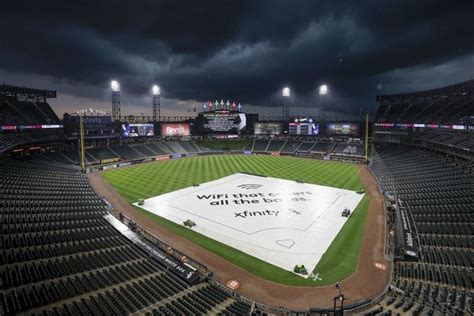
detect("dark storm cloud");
top-left (1, 0), bottom-right (473, 113)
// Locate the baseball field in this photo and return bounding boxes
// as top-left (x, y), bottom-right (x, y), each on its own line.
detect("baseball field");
top-left (102, 155), bottom-right (369, 286)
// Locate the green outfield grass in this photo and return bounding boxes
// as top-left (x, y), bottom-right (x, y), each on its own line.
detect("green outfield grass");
top-left (102, 155), bottom-right (369, 286)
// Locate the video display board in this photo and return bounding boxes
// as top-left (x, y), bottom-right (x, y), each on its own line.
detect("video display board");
top-left (254, 123), bottom-right (282, 135)
top-left (327, 123), bottom-right (359, 136)
top-left (198, 112), bottom-right (246, 133)
top-left (161, 123), bottom-right (191, 137)
top-left (122, 123), bottom-right (154, 137)
top-left (1, 124), bottom-right (63, 131)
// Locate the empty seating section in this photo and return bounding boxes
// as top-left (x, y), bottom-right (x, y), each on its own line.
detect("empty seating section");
top-left (144, 284), bottom-right (243, 315)
top-left (419, 131), bottom-right (474, 152)
top-left (243, 141), bottom-right (253, 151)
top-left (296, 142), bottom-right (314, 152)
top-left (110, 146), bottom-right (144, 160)
top-left (0, 97), bottom-right (23, 125)
top-left (102, 139), bottom-right (365, 162)
top-left (86, 148), bottom-right (119, 161)
top-left (252, 139), bottom-right (269, 151)
top-left (370, 147), bottom-right (473, 314)
top-left (47, 152), bottom-right (76, 165)
top-left (240, 139), bottom-right (365, 156)
top-left (0, 138), bottom-right (16, 151)
top-left (131, 144), bottom-right (157, 157)
top-left (61, 151), bottom-right (80, 165)
top-left (17, 154), bottom-right (75, 169)
top-left (311, 142), bottom-right (333, 153)
top-left (179, 140), bottom-right (201, 153)
top-left (220, 300), bottom-right (253, 315)
top-left (0, 161), bottom-right (249, 314)
top-left (145, 143), bottom-right (168, 155)
top-left (280, 141), bottom-right (301, 153)
top-left (16, 102), bottom-right (43, 125)
top-left (162, 141), bottom-right (187, 154)
top-left (0, 96), bottom-right (60, 126)
top-left (376, 79), bottom-right (474, 124)
top-left (266, 140), bottom-right (286, 152)
top-left (154, 142), bottom-right (173, 154)
top-left (10, 139), bottom-right (366, 169)
top-left (333, 143), bottom-right (364, 156)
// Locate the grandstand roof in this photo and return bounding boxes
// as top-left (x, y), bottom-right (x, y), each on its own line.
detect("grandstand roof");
top-left (0, 84), bottom-right (57, 101)
top-left (376, 79), bottom-right (474, 101)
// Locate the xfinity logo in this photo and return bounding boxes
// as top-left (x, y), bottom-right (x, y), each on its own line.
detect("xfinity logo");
top-left (405, 232), bottom-right (414, 247)
top-left (235, 210), bottom-right (279, 218)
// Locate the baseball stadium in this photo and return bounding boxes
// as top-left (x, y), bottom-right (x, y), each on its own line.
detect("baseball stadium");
top-left (1, 78), bottom-right (473, 315)
top-left (1, 2), bottom-right (473, 316)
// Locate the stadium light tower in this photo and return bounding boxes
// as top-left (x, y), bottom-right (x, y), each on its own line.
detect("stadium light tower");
top-left (152, 85), bottom-right (161, 122)
top-left (319, 84), bottom-right (328, 95)
top-left (111, 80), bottom-right (121, 121)
top-left (282, 86), bottom-right (290, 119)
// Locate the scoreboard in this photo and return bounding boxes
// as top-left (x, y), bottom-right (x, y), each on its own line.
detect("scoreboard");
top-left (289, 122), bottom-right (319, 135)
top-left (197, 111), bottom-right (246, 134)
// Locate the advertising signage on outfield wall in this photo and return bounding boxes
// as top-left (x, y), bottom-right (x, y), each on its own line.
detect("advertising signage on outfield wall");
top-left (161, 123), bottom-right (191, 137)
top-left (100, 157), bottom-right (120, 165)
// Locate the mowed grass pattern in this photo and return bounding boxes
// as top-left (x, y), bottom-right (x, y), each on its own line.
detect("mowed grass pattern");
top-left (102, 155), bottom-right (368, 286)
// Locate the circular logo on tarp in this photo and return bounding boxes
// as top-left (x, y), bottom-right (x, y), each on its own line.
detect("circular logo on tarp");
top-left (238, 184), bottom-right (263, 190)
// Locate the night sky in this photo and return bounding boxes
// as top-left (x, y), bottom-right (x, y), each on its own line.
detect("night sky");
top-left (1, 0), bottom-right (473, 117)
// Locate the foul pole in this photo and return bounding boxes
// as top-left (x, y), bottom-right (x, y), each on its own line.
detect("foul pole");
top-left (79, 114), bottom-right (85, 171)
top-left (364, 112), bottom-right (369, 162)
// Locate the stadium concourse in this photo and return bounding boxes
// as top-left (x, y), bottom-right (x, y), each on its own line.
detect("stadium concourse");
top-left (0, 79), bottom-right (473, 315)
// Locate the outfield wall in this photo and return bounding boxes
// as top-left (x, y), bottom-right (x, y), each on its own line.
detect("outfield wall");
top-left (85, 149), bottom-right (366, 173)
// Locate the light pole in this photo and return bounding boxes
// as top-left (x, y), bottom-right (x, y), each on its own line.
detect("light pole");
top-left (318, 84), bottom-right (328, 122)
top-left (111, 80), bottom-right (121, 122)
top-left (152, 85), bottom-right (161, 122)
top-left (282, 86), bottom-right (290, 119)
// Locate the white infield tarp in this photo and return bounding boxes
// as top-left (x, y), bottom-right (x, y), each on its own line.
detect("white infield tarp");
top-left (135, 173), bottom-right (364, 278)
